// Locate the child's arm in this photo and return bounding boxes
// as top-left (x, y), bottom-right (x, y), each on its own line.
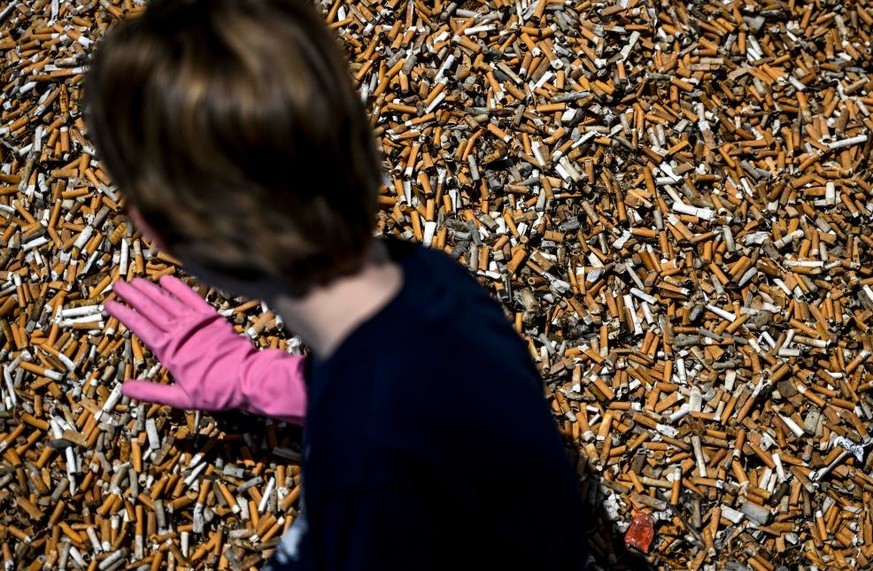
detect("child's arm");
top-left (104, 275), bottom-right (306, 424)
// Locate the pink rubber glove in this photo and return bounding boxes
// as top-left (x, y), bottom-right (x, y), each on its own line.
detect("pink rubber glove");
top-left (104, 275), bottom-right (306, 424)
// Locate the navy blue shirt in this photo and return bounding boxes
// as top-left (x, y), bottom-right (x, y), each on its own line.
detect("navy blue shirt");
top-left (266, 237), bottom-right (586, 570)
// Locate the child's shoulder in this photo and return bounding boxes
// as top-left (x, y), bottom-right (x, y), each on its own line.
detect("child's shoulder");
top-left (337, 237), bottom-right (537, 394)
top-left (384, 237), bottom-right (505, 321)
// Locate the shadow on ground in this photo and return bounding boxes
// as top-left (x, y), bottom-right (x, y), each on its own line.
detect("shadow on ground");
top-left (571, 448), bottom-right (657, 571)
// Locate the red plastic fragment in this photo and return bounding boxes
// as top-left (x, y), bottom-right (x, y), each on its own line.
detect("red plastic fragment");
top-left (624, 510), bottom-right (655, 554)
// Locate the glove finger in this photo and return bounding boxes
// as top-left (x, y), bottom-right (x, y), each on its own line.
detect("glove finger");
top-left (121, 379), bottom-right (191, 409)
top-left (111, 279), bottom-right (174, 329)
top-left (128, 277), bottom-right (189, 323)
top-left (103, 300), bottom-right (163, 348)
top-left (158, 275), bottom-right (215, 314)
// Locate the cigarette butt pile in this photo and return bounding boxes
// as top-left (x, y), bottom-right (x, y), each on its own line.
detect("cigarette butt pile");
top-left (1, 0), bottom-right (872, 569)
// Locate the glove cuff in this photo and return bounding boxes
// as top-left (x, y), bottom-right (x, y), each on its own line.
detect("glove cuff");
top-left (239, 349), bottom-right (307, 424)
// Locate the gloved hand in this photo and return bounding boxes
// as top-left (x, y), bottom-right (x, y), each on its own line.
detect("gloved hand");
top-left (104, 275), bottom-right (306, 424)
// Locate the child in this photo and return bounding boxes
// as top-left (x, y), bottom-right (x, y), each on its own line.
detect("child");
top-left (84, 0), bottom-right (587, 569)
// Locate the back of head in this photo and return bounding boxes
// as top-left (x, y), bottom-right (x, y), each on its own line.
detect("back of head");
top-left (85, 0), bottom-right (382, 296)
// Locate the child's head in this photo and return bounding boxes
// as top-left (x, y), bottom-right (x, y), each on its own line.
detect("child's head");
top-left (85, 0), bottom-right (382, 297)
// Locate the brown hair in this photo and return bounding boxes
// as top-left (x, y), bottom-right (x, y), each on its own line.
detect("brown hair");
top-left (84, 0), bottom-right (382, 296)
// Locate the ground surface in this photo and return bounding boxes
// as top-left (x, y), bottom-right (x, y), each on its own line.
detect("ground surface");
top-left (1, 0), bottom-right (873, 569)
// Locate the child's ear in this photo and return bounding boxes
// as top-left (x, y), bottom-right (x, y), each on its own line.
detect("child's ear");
top-left (127, 205), bottom-right (168, 251)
